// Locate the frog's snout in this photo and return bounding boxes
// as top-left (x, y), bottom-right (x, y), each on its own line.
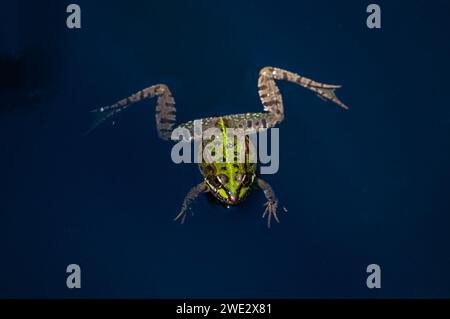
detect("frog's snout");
top-left (224, 191), bottom-right (247, 206)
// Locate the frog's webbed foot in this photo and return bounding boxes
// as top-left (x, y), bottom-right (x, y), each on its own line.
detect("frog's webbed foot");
top-left (256, 177), bottom-right (286, 228)
top-left (88, 84), bottom-right (176, 140)
top-left (174, 182), bottom-right (208, 224)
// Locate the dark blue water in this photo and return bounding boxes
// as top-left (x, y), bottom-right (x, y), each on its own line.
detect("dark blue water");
top-left (1, 0), bottom-right (450, 298)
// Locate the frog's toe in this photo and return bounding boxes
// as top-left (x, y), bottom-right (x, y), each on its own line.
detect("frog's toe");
top-left (174, 208), bottom-right (189, 224)
top-left (262, 200), bottom-right (280, 228)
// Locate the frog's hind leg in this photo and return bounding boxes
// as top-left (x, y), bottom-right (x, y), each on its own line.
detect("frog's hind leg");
top-left (257, 66), bottom-right (348, 126)
top-left (88, 84), bottom-right (176, 140)
top-left (174, 182), bottom-right (208, 224)
top-left (220, 67), bottom-right (348, 135)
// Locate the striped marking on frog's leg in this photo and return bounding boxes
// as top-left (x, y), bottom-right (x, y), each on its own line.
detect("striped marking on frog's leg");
top-left (88, 84), bottom-right (176, 140)
top-left (257, 67), bottom-right (349, 124)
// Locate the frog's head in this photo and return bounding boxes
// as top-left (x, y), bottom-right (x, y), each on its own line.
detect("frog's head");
top-left (205, 165), bottom-right (255, 206)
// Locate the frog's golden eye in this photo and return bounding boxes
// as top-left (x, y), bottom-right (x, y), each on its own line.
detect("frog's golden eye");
top-left (218, 174), bottom-right (229, 184)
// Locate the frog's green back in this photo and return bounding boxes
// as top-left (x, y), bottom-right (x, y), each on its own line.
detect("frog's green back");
top-left (199, 117), bottom-right (256, 205)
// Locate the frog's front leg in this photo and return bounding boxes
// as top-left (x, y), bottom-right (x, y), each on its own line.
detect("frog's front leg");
top-left (256, 177), bottom-right (285, 228)
top-left (174, 182), bottom-right (208, 224)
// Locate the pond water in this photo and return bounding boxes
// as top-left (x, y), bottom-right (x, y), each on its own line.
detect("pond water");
top-left (1, 0), bottom-right (450, 297)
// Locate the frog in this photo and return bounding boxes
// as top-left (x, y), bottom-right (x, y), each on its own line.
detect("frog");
top-left (90, 66), bottom-right (348, 227)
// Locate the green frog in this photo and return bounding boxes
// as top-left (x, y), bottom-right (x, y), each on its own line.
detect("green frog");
top-left (90, 66), bottom-right (348, 227)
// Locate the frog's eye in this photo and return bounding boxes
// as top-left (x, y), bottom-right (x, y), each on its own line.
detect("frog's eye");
top-left (218, 174), bottom-right (229, 184)
top-left (242, 174), bottom-right (253, 187)
top-left (209, 177), bottom-right (221, 188)
top-left (235, 173), bottom-right (243, 182)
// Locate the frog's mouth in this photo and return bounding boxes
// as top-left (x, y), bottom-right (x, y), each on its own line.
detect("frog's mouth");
top-left (213, 189), bottom-right (249, 206)
top-left (220, 194), bottom-right (241, 206)
top-left (205, 177), bottom-right (251, 206)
